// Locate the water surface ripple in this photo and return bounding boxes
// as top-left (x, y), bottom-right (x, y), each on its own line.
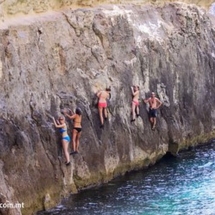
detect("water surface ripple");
top-left (38, 142), bottom-right (215, 215)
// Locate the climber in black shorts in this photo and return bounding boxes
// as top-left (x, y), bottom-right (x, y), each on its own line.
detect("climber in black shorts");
top-left (63, 107), bottom-right (82, 154)
top-left (144, 92), bottom-right (162, 130)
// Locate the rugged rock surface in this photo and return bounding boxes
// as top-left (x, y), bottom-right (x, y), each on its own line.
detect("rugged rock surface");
top-left (0, 2), bottom-right (215, 215)
top-left (0, 0), bottom-right (214, 24)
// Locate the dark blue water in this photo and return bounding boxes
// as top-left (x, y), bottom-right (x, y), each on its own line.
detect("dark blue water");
top-left (38, 142), bottom-right (215, 215)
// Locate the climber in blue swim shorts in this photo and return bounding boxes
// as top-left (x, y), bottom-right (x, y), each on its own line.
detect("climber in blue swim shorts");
top-left (52, 116), bottom-right (71, 166)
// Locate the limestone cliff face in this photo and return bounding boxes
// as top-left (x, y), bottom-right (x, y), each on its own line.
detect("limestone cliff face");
top-left (0, 2), bottom-right (215, 215)
top-left (0, 0), bottom-right (214, 24)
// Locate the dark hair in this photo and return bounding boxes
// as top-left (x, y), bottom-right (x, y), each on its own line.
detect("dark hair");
top-left (106, 86), bottom-right (111, 92)
top-left (75, 107), bottom-right (82, 115)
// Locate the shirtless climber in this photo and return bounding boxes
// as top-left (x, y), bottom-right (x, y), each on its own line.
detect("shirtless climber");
top-left (143, 92), bottom-right (162, 130)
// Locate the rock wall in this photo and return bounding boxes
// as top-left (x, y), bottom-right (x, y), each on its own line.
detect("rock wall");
top-left (0, 2), bottom-right (215, 215)
top-left (0, 0), bottom-right (214, 24)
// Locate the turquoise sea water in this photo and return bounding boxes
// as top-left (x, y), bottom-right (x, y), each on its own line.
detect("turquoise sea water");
top-left (38, 142), bottom-right (215, 215)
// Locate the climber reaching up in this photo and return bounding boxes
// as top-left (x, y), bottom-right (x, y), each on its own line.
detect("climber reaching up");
top-left (131, 85), bottom-right (140, 122)
top-left (52, 116), bottom-right (71, 166)
top-left (63, 107), bottom-right (82, 154)
top-left (97, 87), bottom-right (111, 128)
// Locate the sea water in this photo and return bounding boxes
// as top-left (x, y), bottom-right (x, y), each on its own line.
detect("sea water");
top-left (38, 141), bottom-right (215, 215)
